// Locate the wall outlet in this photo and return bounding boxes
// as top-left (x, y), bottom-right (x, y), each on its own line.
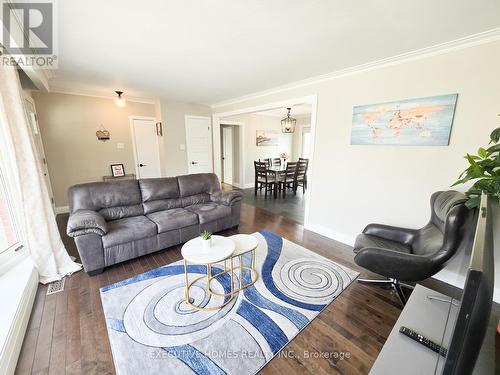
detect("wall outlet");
top-left (117, 143), bottom-right (125, 149)
top-left (179, 144), bottom-right (185, 150)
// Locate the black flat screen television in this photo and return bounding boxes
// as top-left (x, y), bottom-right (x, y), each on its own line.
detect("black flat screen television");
top-left (441, 193), bottom-right (494, 375)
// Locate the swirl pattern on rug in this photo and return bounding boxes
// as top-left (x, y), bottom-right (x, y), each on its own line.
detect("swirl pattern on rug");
top-left (100, 230), bottom-right (358, 375)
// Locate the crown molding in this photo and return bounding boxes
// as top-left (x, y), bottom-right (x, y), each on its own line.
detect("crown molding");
top-left (211, 27), bottom-right (500, 109)
top-left (256, 111), bottom-right (311, 119)
top-left (48, 83), bottom-right (157, 104)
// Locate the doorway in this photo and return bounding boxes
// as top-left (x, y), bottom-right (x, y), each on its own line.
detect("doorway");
top-left (130, 116), bottom-right (161, 178)
top-left (212, 96), bottom-right (317, 225)
top-left (221, 126), bottom-right (234, 184)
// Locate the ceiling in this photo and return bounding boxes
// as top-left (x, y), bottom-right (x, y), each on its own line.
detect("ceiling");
top-left (255, 104), bottom-right (312, 118)
top-left (50, 0), bottom-right (500, 105)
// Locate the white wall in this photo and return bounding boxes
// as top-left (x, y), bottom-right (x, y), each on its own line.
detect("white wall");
top-left (213, 40), bottom-right (500, 297)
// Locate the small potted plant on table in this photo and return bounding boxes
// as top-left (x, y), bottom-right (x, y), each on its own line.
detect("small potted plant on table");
top-left (200, 230), bottom-right (212, 250)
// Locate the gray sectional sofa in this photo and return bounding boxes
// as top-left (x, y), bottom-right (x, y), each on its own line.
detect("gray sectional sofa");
top-left (66, 173), bottom-right (243, 275)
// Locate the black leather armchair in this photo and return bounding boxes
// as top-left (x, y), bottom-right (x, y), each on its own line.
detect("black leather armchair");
top-left (353, 190), bottom-right (473, 304)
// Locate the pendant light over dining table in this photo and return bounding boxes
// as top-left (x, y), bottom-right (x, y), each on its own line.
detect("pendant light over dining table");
top-left (281, 107), bottom-right (296, 133)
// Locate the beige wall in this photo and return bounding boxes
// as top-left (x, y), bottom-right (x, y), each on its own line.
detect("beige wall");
top-left (213, 40), bottom-right (500, 296)
top-left (33, 92), bottom-right (156, 207)
top-left (160, 99), bottom-right (212, 177)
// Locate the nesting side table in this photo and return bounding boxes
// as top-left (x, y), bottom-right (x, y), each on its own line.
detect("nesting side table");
top-left (181, 235), bottom-right (235, 311)
top-left (229, 234), bottom-right (259, 291)
top-left (181, 234), bottom-right (259, 311)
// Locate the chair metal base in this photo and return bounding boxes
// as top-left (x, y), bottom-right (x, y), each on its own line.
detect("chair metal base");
top-left (357, 277), bottom-right (414, 305)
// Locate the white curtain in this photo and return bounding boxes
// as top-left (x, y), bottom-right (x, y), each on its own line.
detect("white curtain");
top-left (0, 65), bottom-right (81, 283)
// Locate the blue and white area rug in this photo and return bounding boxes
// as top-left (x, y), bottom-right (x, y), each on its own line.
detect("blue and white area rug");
top-left (100, 230), bottom-right (359, 375)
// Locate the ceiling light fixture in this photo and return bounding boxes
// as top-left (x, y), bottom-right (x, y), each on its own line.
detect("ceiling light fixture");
top-left (281, 107), bottom-right (296, 133)
top-left (115, 90), bottom-right (126, 108)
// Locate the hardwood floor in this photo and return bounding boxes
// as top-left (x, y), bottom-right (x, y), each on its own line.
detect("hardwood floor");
top-left (16, 202), bottom-right (404, 375)
top-left (240, 187), bottom-right (306, 224)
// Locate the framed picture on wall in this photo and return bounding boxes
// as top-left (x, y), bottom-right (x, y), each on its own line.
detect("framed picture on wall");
top-left (111, 164), bottom-right (125, 177)
top-left (351, 93), bottom-right (458, 146)
top-left (256, 130), bottom-right (279, 146)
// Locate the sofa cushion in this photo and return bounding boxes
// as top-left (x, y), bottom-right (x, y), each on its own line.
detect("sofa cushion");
top-left (177, 173), bottom-right (221, 197)
top-left (102, 216), bottom-right (157, 248)
top-left (181, 193), bottom-right (211, 208)
top-left (98, 204), bottom-right (144, 221)
top-left (68, 179), bottom-right (144, 220)
top-left (139, 177), bottom-right (180, 201)
top-left (147, 208), bottom-right (199, 233)
top-left (139, 177), bottom-right (183, 214)
top-left (185, 203), bottom-right (231, 224)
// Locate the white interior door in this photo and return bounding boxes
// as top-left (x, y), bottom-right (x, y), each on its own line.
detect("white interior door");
top-left (221, 126), bottom-right (233, 184)
top-left (24, 97), bottom-right (54, 207)
top-left (131, 118), bottom-right (161, 178)
top-left (186, 116), bottom-right (213, 174)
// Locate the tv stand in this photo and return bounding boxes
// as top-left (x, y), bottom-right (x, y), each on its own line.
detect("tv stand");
top-left (369, 284), bottom-right (458, 374)
top-left (370, 284), bottom-right (495, 374)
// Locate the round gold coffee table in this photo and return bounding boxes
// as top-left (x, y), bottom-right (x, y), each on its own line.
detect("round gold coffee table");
top-left (181, 235), bottom-right (235, 311)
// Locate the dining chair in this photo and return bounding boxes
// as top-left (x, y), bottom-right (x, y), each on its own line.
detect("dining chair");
top-left (272, 158), bottom-right (281, 166)
top-left (254, 161), bottom-right (276, 198)
top-left (294, 160), bottom-right (308, 194)
top-left (259, 158), bottom-right (271, 167)
top-left (279, 162), bottom-right (297, 197)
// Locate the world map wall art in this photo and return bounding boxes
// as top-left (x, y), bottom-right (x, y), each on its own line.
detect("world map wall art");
top-left (351, 94), bottom-right (458, 146)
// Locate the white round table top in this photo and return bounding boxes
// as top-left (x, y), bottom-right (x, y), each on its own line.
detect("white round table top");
top-left (181, 235), bottom-right (235, 264)
top-left (229, 234), bottom-right (259, 256)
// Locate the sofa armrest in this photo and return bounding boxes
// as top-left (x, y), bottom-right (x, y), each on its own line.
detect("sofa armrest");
top-left (67, 209), bottom-right (108, 237)
top-left (210, 190), bottom-right (243, 206)
top-left (363, 223), bottom-right (417, 245)
top-left (354, 247), bottom-right (434, 282)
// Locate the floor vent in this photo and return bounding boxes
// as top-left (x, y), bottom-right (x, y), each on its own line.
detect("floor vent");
top-left (46, 278), bottom-right (65, 295)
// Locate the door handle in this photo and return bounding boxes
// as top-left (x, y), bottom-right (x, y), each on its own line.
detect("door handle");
top-left (139, 163), bottom-right (147, 167)
top-left (191, 161), bottom-right (198, 165)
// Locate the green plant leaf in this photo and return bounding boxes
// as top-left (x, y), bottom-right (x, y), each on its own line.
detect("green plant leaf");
top-left (465, 195), bottom-right (480, 209)
top-left (486, 144), bottom-right (500, 154)
top-left (478, 147), bottom-right (487, 158)
top-left (466, 154), bottom-right (481, 160)
top-left (489, 127), bottom-right (500, 144)
top-left (454, 126), bottom-right (500, 206)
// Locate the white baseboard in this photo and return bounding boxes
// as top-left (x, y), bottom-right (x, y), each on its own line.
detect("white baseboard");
top-left (243, 183), bottom-right (254, 189)
top-left (0, 258), bottom-right (39, 375)
top-left (55, 205), bottom-right (69, 214)
top-left (304, 222), bottom-right (356, 247)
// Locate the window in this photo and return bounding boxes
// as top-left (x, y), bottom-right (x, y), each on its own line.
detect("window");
top-left (301, 127), bottom-right (311, 159)
top-left (0, 168), bottom-right (21, 254)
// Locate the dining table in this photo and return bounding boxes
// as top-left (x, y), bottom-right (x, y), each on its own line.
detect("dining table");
top-left (266, 165), bottom-right (286, 198)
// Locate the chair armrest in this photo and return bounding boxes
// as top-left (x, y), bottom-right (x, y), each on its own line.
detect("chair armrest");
top-left (363, 223), bottom-right (417, 245)
top-left (210, 190), bottom-right (243, 206)
top-left (354, 247), bottom-right (435, 282)
top-left (67, 210), bottom-right (107, 237)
